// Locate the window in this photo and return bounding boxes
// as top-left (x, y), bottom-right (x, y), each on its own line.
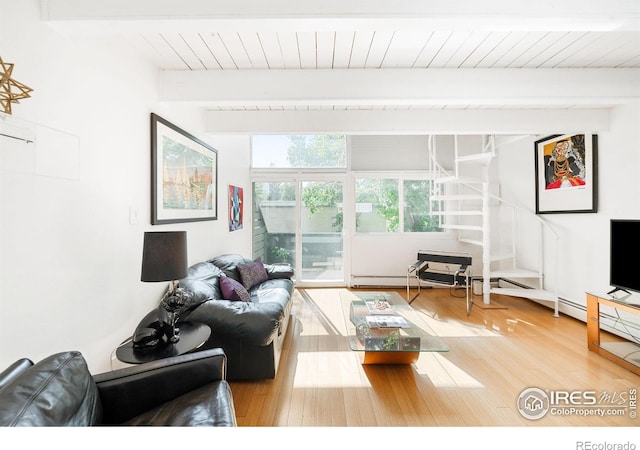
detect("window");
top-left (355, 178), bottom-right (399, 232)
top-left (252, 135), bottom-right (346, 169)
top-left (403, 179), bottom-right (442, 232)
top-left (355, 177), bottom-right (443, 233)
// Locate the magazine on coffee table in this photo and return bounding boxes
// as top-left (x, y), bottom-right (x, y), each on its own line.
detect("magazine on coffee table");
top-left (365, 315), bottom-right (410, 328)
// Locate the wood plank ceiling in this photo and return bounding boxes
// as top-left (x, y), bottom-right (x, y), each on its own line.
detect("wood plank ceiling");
top-left (42, 0), bottom-right (640, 112)
top-left (139, 30), bottom-right (640, 72)
top-left (132, 29), bottom-right (640, 111)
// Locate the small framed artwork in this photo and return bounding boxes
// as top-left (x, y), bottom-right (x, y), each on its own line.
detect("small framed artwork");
top-left (228, 184), bottom-right (244, 231)
top-left (534, 133), bottom-right (598, 214)
top-left (151, 113), bottom-right (218, 224)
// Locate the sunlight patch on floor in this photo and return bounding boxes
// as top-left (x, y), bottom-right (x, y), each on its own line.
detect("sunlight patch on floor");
top-left (292, 351), bottom-right (371, 388)
top-left (296, 288), bottom-right (348, 336)
top-left (487, 316), bottom-right (537, 334)
top-left (416, 309), bottom-right (501, 338)
top-left (414, 352), bottom-right (485, 388)
top-left (507, 317), bottom-right (535, 327)
top-left (298, 327), bottom-right (332, 337)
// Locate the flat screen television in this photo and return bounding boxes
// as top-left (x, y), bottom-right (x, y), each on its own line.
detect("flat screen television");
top-left (609, 219), bottom-right (640, 295)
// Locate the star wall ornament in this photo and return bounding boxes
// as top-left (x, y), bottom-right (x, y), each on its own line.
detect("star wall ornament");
top-left (0, 57), bottom-right (33, 115)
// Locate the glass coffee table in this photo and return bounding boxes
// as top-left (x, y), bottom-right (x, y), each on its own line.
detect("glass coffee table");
top-left (340, 290), bottom-right (449, 364)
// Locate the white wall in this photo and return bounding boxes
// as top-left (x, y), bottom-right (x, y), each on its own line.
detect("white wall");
top-left (0, 1), bottom-right (250, 373)
top-left (497, 103), bottom-right (640, 317)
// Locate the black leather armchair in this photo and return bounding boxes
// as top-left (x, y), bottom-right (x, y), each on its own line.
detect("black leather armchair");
top-left (0, 349), bottom-right (236, 426)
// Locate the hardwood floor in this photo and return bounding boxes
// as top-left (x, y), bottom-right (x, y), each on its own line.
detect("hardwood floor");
top-left (229, 287), bottom-right (640, 428)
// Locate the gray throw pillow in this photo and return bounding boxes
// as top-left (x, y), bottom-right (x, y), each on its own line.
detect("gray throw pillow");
top-left (237, 257), bottom-right (269, 289)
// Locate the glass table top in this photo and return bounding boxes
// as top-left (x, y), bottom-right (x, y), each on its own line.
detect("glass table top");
top-left (340, 290), bottom-right (449, 353)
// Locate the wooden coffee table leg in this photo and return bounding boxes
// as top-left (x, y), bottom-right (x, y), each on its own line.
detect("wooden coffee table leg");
top-left (361, 351), bottom-right (419, 364)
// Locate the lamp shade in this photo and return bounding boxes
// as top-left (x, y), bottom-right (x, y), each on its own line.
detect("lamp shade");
top-left (140, 231), bottom-right (188, 282)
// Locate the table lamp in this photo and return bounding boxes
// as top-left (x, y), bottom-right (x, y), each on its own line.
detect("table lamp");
top-left (140, 231), bottom-right (188, 342)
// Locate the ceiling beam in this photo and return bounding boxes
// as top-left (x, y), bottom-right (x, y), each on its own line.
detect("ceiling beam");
top-left (203, 108), bottom-right (610, 134)
top-left (42, 0), bottom-right (640, 32)
top-left (159, 68), bottom-right (640, 107)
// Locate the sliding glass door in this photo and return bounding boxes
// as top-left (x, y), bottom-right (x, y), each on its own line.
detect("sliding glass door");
top-left (252, 181), bottom-right (297, 269)
top-left (253, 179), bottom-right (345, 285)
top-left (300, 181), bottom-right (344, 283)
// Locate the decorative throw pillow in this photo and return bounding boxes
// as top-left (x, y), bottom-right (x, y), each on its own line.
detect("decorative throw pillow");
top-left (237, 257), bottom-right (269, 289)
top-left (219, 275), bottom-right (251, 302)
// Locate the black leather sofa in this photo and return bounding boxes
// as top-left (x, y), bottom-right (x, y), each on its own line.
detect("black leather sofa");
top-left (134, 254), bottom-right (295, 381)
top-left (0, 349), bottom-right (236, 426)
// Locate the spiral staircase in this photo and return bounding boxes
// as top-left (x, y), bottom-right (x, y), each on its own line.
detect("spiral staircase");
top-left (428, 135), bottom-right (559, 317)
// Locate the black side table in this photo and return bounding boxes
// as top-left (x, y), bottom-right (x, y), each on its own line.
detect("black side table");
top-left (115, 321), bottom-right (211, 365)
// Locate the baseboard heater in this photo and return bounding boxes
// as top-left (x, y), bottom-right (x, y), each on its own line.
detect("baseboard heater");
top-left (499, 279), bottom-right (640, 343)
top-left (351, 275), bottom-right (457, 289)
top-left (351, 275), bottom-right (407, 288)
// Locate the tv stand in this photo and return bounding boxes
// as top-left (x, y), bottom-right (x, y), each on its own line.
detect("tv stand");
top-left (607, 287), bottom-right (631, 296)
top-left (586, 292), bottom-right (640, 376)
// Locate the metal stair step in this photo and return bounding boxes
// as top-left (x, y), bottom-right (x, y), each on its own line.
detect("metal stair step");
top-left (430, 194), bottom-right (483, 201)
top-left (434, 176), bottom-right (484, 184)
top-left (431, 210), bottom-right (483, 216)
top-left (490, 287), bottom-right (557, 302)
top-left (440, 224), bottom-right (484, 231)
top-left (459, 238), bottom-right (483, 246)
top-left (456, 153), bottom-right (494, 163)
top-left (491, 269), bottom-right (541, 278)
top-left (490, 253), bottom-right (514, 262)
